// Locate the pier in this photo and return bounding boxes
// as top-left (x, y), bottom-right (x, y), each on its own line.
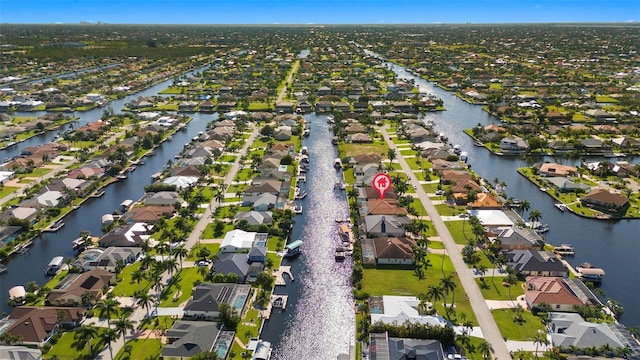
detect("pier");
top-left (260, 295), bottom-right (288, 320)
top-left (272, 266), bottom-right (294, 286)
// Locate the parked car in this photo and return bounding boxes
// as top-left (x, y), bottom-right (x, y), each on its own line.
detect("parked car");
top-left (435, 189), bottom-right (445, 196)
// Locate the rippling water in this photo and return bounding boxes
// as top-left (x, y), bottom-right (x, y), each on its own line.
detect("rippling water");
top-left (266, 114), bottom-right (354, 359)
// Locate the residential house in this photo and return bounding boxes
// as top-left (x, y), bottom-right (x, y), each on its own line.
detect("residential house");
top-left (505, 250), bottom-right (568, 277)
top-left (121, 205), bottom-right (175, 224)
top-left (367, 199), bottom-right (408, 216)
top-left (371, 237), bottom-right (416, 265)
top-left (580, 189), bottom-right (629, 214)
top-left (183, 283), bottom-right (251, 321)
top-left (545, 177), bottom-right (591, 193)
top-left (364, 215), bottom-right (409, 238)
top-left (161, 321), bottom-right (220, 358)
top-left (242, 180), bottom-right (281, 205)
top-left (98, 222), bottom-right (150, 247)
top-left (440, 170), bottom-right (473, 184)
top-left (46, 269), bottom-right (114, 306)
top-left (235, 211), bottom-right (273, 226)
top-left (467, 192), bottom-right (502, 209)
top-left (346, 133), bottom-right (373, 143)
top-left (499, 136), bottom-right (529, 153)
top-left (80, 247), bottom-right (142, 273)
top-left (548, 312), bottom-right (640, 357)
top-left (0, 346), bottom-right (42, 359)
top-left (525, 276), bottom-right (601, 312)
top-left (162, 176), bottom-right (198, 189)
top-left (141, 191), bottom-right (180, 207)
top-left (252, 193), bottom-right (277, 211)
top-left (211, 253), bottom-right (263, 283)
top-left (369, 296), bottom-right (448, 327)
top-left (369, 332), bottom-right (447, 360)
top-left (219, 229), bottom-right (268, 253)
top-left (1, 306), bottom-right (84, 347)
top-left (495, 226), bottom-right (543, 250)
top-left (538, 163), bottom-right (578, 177)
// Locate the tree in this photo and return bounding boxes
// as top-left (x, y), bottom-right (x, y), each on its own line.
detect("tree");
top-left (113, 316), bottom-right (135, 347)
top-left (164, 257), bottom-right (179, 276)
top-left (100, 328), bottom-right (119, 360)
top-left (74, 325), bottom-right (98, 356)
top-left (528, 209), bottom-right (542, 227)
top-left (387, 148), bottom-right (397, 164)
top-left (519, 199), bottom-right (531, 216)
top-left (173, 244), bottom-right (188, 270)
top-left (477, 340), bottom-right (494, 359)
top-left (505, 273), bottom-right (518, 306)
top-left (439, 274), bottom-right (457, 308)
top-left (425, 284), bottom-right (444, 307)
top-left (534, 331), bottom-right (549, 358)
top-left (96, 297), bottom-right (120, 327)
top-left (134, 290), bottom-right (153, 319)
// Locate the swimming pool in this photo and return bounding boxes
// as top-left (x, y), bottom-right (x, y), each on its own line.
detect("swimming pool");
top-left (232, 294), bottom-right (247, 312)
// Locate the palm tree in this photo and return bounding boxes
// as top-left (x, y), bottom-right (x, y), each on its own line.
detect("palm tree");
top-left (164, 257), bottom-right (179, 277)
top-left (139, 255), bottom-right (156, 271)
top-left (74, 325), bottom-right (98, 356)
top-left (214, 189), bottom-right (225, 205)
top-left (519, 199), bottom-right (531, 216)
top-left (387, 148), bottom-right (397, 164)
top-left (95, 297), bottom-right (120, 327)
top-left (113, 316), bottom-right (135, 346)
top-left (477, 340), bottom-right (494, 359)
top-left (172, 244), bottom-right (188, 270)
top-left (131, 268), bottom-right (146, 285)
top-left (100, 328), bottom-right (119, 360)
top-left (439, 274), bottom-right (457, 308)
top-left (505, 272), bottom-right (518, 306)
top-left (134, 290), bottom-right (153, 319)
top-left (528, 209), bottom-right (542, 227)
top-left (425, 284), bottom-right (444, 307)
top-left (534, 331), bottom-right (549, 358)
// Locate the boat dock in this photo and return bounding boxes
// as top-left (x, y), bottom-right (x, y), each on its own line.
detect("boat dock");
top-left (272, 266), bottom-right (294, 286)
top-left (260, 295), bottom-right (288, 320)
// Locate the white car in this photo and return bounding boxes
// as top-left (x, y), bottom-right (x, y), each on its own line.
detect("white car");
top-left (435, 190), bottom-right (444, 196)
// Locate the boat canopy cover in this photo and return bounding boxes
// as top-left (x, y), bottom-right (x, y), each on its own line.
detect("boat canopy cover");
top-left (285, 240), bottom-right (304, 250)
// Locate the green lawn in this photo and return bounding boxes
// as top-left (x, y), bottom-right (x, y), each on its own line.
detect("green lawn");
top-left (445, 221), bottom-right (475, 245)
top-left (45, 327), bottom-right (110, 360)
top-left (0, 186), bottom-right (19, 198)
top-left (114, 339), bottom-right (163, 360)
top-left (112, 262), bottom-right (150, 297)
top-left (158, 267), bottom-right (203, 307)
top-left (492, 308), bottom-right (545, 341)
top-left (476, 277), bottom-right (525, 300)
top-left (339, 143), bottom-right (388, 158)
top-left (187, 243), bottom-right (220, 260)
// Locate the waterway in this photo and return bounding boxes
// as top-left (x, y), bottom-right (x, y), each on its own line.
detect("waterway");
top-left (0, 66), bottom-right (215, 314)
top-left (261, 113), bottom-right (354, 359)
top-left (380, 58), bottom-right (640, 328)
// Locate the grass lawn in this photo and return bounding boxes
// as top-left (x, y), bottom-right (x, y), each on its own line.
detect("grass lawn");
top-left (445, 221), bottom-right (475, 245)
top-left (187, 243), bottom-right (220, 260)
top-left (158, 267), bottom-right (203, 307)
top-left (114, 338), bottom-right (163, 360)
top-left (435, 203), bottom-right (466, 217)
top-left (219, 155), bottom-right (236, 163)
top-left (428, 240), bottom-right (444, 250)
top-left (476, 277), bottom-right (525, 300)
top-left (0, 186), bottom-right (19, 198)
top-left (492, 308), bottom-right (545, 341)
top-left (45, 327), bottom-right (110, 360)
top-left (112, 262), bottom-right (150, 297)
top-left (339, 143), bottom-right (388, 158)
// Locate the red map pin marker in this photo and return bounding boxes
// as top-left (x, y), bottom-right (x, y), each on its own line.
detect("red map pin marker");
top-left (372, 173), bottom-right (392, 201)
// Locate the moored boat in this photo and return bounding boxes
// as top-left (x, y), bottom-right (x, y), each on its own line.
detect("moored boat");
top-left (284, 240), bottom-right (304, 258)
top-left (554, 203), bottom-right (569, 212)
top-left (45, 256), bottom-right (64, 276)
top-left (0, 264), bottom-right (7, 275)
top-left (576, 262), bottom-right (605, 284)
top-left (553, 244), bottom-right (575, 256)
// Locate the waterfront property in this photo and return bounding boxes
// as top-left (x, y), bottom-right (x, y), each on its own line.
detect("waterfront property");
top-left (369, 296), bottom-right (448, 327)
top-left (183, 283), bottom-right (251, 321)
top-left (46, 268), bottom-right (114, 306)
top-left (161, 320), bottom-right (221, 359)
top-left (524, 276), bottom-right (601, 311)
top-left (368, 332), bottom-right (447, 360)
top-left (0, 306), bottom-right (84, 347)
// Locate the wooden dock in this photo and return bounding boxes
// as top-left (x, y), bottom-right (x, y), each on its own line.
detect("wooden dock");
top-left (260, 295), bottom-right (288, 320)
top-left (272, 266), bottom-right (294, 286)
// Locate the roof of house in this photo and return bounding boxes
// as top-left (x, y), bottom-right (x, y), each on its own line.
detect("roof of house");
top-left (220, 229), bottom-right (259, 250)
top-left (98, 222), bottom-right (150, 247)
top-left (364, 215), bottom-right (410, 234)
top-left (539, 163), bottom-right (578, 177)
top-left (525, 277), bottom-right (600, 307)
top-left (549, 312), bottom-right (627, 349)
top-left (369, 296), bottom-right (448, 327)
top-left (161, 321), bottom-right (220, 357)
top-left (184, 283), bottom-right (245, 313)
top-left (0, 346), bottom-right (42, 360)
top-left (235, 211), bottom-right (273, 225)
top-left (581, 188), bottom-right (629, 207)
top-left (90, 247), bottom-right (142, 268)
top-left (505, 250), bottom-right (567, 273)
top-left (5, 306), bottom-right (85, 343)
top-left (142, 191), bottom-right (179, 206)
top-left (47, 269), bottom-right (113, 303)
top-left (212, 253), bottom-right (250, 278)
top-left (497, 226), bottom-right (543, 248)
top-left (367, 199), bottom-right (408, 215)
top-left (373, 237), bottom-right (415, 261)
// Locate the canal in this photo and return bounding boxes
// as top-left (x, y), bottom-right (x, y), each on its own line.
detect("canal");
top-left (0, 67), bottom-right (215, 314)
top-left (261, 113), bottom-right (354, 359)
top-left (380, 58), bottom-right (640, 328)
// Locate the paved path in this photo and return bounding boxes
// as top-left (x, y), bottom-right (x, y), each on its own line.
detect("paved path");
top-left (276, 60), bottom-right (300, 103)
top-left (380, 126), bottom-right (512, 360)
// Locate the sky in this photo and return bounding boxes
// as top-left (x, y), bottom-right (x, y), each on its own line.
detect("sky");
top-left (0, 0), bottom-right (638, 24)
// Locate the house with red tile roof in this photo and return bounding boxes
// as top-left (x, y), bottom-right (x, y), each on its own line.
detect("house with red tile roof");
top-left (525, 276), bottom-right (601, 311)
top-left (372, 237), bottom-right (416, 265)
